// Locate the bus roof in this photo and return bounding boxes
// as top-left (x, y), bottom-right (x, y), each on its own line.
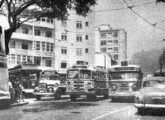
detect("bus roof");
top-left (108, 64), bottom-right (141, 72)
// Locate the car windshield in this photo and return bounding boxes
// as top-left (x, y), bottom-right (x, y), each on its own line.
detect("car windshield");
top-left (67, 70), bottom-right (79, 79)
top-left (41, 75), bottom-right (59, 80)
top-left (111, 72), bottom-right (139, 80)
top-left (80, 70), bottom-right (92, 79)
top-left (143, 80), bottom-right (165, 87)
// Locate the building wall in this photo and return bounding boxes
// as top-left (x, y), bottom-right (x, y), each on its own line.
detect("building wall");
top-left (97, 24), bottom-right (127, 65)
top-left (54, 12), bottom-right (95, 72)
top-left (7, 18), bottom-right (55, 69)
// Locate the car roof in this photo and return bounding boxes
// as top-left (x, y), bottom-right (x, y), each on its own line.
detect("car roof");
top-left (143, 77), bottom-right (165, 81)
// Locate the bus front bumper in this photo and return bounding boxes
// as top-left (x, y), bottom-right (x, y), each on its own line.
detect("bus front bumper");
top-left (109, 91), bottom-right (136, 99)
top-left (66, 91), bottom-right (96, 95)
top-left (134, 103), bottom-right (165, 109)
top-left (33, 92), bottom-right (54, 96)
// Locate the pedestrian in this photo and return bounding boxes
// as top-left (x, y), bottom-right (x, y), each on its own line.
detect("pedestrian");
top-left (9, 81), bottom-right (15, 104)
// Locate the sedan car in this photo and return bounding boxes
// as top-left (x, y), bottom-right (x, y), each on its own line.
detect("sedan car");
top-left (134, 76), bottom-right (165, 114)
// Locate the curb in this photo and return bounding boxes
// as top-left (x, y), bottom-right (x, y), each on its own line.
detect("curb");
top-left (11, 101), bottom-right (29, 107)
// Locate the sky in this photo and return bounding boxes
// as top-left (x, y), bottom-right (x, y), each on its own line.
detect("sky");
top-left (94, 0), bottom-right (165, 60)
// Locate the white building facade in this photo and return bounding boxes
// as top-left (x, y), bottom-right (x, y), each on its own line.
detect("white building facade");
top-left (6, 12), bottom-right (96, 72)
top-left (96, 24), bottom-right (127, 65)
top-left (7, 18), bottom-right (55, 70)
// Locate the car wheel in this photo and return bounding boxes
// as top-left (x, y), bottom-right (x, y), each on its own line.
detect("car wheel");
top-left (54, 91), bottom-right (61, 100)
top-left (70, 95), bottom-right (76, 102)
top-left (36, 95), bottom-right (41, 101)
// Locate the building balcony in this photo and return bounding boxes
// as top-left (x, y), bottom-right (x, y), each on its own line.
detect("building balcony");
top-left (12, 32), bottom-right (54, 43)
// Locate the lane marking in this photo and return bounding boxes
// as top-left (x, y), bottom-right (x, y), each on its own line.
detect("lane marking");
top-left (92, 106), bottom-right (132, 120)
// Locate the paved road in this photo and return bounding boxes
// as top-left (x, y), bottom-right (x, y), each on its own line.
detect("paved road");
top-left (1, 96), bottom-right (165, 120)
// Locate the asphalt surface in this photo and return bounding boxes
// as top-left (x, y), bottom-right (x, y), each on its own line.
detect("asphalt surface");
top-left (1, 96), bottom-right (165, 120)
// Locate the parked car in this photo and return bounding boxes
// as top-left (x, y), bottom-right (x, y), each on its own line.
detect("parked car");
top-left (134, 77), bottom-right (165, 114)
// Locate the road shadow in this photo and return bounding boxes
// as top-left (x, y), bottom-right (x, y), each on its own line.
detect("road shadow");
top-left (136, 109), bottom-right (165, 116)
top-left (110, 98), bottom-right (135, 103)
top-left (22, 99), bottom-right (98, 113)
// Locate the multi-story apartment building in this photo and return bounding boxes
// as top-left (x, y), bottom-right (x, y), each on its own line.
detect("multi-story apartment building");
top-left (7, 18), bottom-right (55, 69)
top-left (95, 24), bottom-right (127, 65)
top-left (7, 12), bottom-right (96, 72)
top-left (54, 12), bottom-right (95, 73)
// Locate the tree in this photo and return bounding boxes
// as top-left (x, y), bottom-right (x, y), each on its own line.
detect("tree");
top-left (0, 0), bottom-right (97, 55)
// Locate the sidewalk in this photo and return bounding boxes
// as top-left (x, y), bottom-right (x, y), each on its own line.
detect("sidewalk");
top-left (10, 100), bottom-right (29, 107)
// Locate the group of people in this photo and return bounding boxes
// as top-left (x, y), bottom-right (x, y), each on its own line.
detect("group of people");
top-left (9, 79), bottom-right (24, 104)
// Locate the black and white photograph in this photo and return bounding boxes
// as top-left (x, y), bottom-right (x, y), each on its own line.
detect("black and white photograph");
top-left (1, 0), bottom-right (165, 120)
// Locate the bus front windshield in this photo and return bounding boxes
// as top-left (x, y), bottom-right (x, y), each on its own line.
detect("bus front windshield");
top-left (67, 70), bottom-right (79, 79)
top-left (111, 72), bottom-right (140, 80)
top-left (80, 70), bottom-right (92, 79)
top-left (41, 75), bottom-right (59, 80)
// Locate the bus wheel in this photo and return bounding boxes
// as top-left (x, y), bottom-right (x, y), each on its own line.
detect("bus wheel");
top-left (54, 91), bottom-right (61, 100)
top-left (103, 93), bottom-right (109, 99)
top-left (87, 95), bottom-right (97, 101)
top-left (70, 95), bottom-right (76, 102)
top-left (36, 95), bottom-right (41, 101)
top-left (137, 108), bottom-right (145, 115)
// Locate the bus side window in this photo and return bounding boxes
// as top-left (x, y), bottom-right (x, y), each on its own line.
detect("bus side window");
top-left (92, 72), bottom-right (97, 80)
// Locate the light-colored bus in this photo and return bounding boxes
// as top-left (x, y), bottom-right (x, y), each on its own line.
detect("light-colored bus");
top-left (0, 26), bottom-right (10, 108)
top-left (108, 64), bottom-right (143, 102)
top-left (66, 65), bottom-right (109, 101)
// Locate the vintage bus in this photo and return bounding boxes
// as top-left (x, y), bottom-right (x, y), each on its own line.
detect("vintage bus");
top-left (108, 64), bottom-right (143, 102)
top-left (33, 70), bottom-right (67, 100)
top-left (66, 65), bottom-right (109, 101)
top-left (8, 63), bottom-right (42, 97)
top-left (0, 26), bottom-right (10, 108)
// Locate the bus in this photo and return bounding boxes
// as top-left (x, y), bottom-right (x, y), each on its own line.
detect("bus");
top-left (33, 70), bottom-right (67, 100)
top-left (154, 69), bottom-right (165, 77)
top-left (66, 65), bottom-right (109, 101)
top-left (108, 64), bottom-right (143, 102)
top-left (8, 63), bottom-right (42, 97)
top-left (0, 26), bottom-right (10, 108)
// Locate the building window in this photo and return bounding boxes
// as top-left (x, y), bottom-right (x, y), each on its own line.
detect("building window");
top-left (46, 60), bottom-right (52, 67)
top-left (61, 47), bottom-right (67, 54)
top-left (114, 47), bottom-right (118, 52)
top-left (100, 32), bottom-right (106, 38)
top-left (22, 42), bottom-right (28, 50)
top-left (36, 41), bottom-right (40, 51)
top-left (51, 43), bottom-right (54, 52)
top-left (34, 57), bottom-right (41, 66)
top-left (42, 42), bottom-right (46, 51)
top-left (22, 27), bottom-right (29, 34)
top-left (61, 21), bottom-right (67, 27)
top-left (76, 35), bottom-right (82, 42)
top-left (61, 61), bottom-right (67, 68)
top-left (45, 31), bottom-right (52, 38)
top-left (100, 48), bottom-right (106, 53)
top-left (85, 48), bottom-right (89, 53)
top-left (17, 55), bottom-right (21, 64)
top-left (114, 40), bottom-right (118, 44)
top-left (76, 48), bottom-right (83, 56)
top-left (76, 21), bottom-right (82, 29)
top-left (114, 30), bottom-right (118, 37)
top-left (114, 54), bottom-right (118, 60)
top-left (51, 19), bottom-right (53, 23)
top-left (42, 18), bottom-right (45, 22)
top-left (61, 33), bottom-right (67, 40)
top-left (85, 35), bottom-right (88, 40)
top-left (108, 40), bottom-right (113, 43)
top-left (46, 43), bottom-right (50, 52)
top-left (27, 56), bottom-right (32, 63)
top-left (85, 22), bottom-right (89, 27)
top-left (11, 54), bottom-right (16, 64)
top-left (35, 29), bottom-right (41, 36)
top-left (10, 40), bottom-right (15, 48)
top-left (100, 40), bottom-right (106, 45)
top-left (22, 55), bottom-right (26, 63)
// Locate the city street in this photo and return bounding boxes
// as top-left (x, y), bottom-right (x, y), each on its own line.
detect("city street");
top-left (1, 96), bottom-right (165, 120)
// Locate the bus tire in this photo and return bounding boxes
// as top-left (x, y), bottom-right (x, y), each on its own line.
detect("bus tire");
top-left (70, 95), bottom-right (76, 102)
top-left (54, 91), bottom-right (61, 100)
top-left (103, 93), bottom-right (109, 99)
top-left (36, 95), bottom-right (41, 101)
top-left (137, 108), bottom-right (145, 115)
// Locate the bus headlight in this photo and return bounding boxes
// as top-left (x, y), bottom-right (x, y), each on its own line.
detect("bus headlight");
top-left (54, 83), bottom-right (59, 87)
top-left (111, 85), bottom-right (117, 91)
